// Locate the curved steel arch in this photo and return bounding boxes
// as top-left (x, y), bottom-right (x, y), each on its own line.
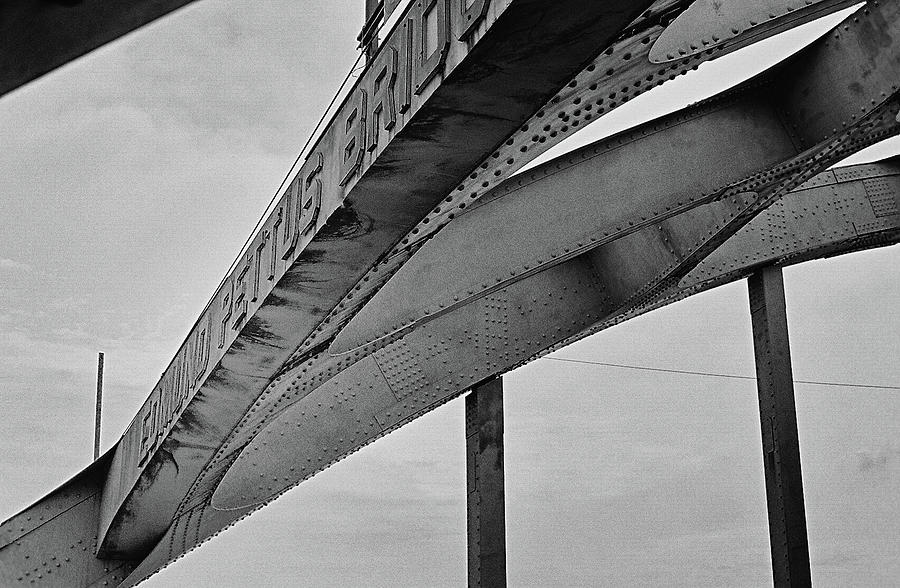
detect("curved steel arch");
top-left (545, 158), bottom-right (900, 359)
top-left (2, 1), bottom-right (899, 586)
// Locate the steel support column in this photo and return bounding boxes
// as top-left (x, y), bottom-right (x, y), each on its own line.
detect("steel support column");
top-left (748, 267), bottom-right (811, 588)
top-left (466, 377), bottom-right (507, 588)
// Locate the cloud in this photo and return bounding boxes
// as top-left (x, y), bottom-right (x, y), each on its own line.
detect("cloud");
top-left (855, 445), bottom-right (898, 474)
top-left (0, 258), bottom-right (32, 272)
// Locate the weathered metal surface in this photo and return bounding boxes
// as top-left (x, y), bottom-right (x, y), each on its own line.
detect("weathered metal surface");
top-left (320, 0), bottom-right (863, 355)
top-left (649, 0), bottom-right (858, 63)
top-left (88, 8), bottom-right (875, 562)
top-left (331, 93), bottom-right (794, 354)
top-left (689, 165), bottom-right (900, 286)
top-left (209, 257), bottom-right (604, 511)
top-left (211, 94), bottom-right (859, 516)
top-left (127, 256), bottom-right (606, 585)
top-left (466, 378), bottom-right (507, 588)
top-left (0, 1), bottom-right (199, 97)
top-left (181, 163), bottom-right (789, 585)
top-left (748, 267), bottom-right (812, 588)
top-left (97, 2), bottom-right (789, 573)
top-left (2, 2), bottom-right (900, 586)
top-left (206, 32), bottom-right (900, 569)
top-left (0, 454), bottom-right (137, 587)
top-left (332, 0), bottom-right (900, 354)
top-left (776, 3), bottom-right (900, 150)
top-left (544, 157), bottom-right (900, 361)
top-left (8, 152), bottom-right (898, 586)
top-left (210, 356), bottom-right (395, 510)
top-left (91, 0), bottom-right (657, 560)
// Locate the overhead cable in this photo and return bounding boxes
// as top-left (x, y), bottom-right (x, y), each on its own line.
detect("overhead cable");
top-left (544, 357), bottom-right (900, 391)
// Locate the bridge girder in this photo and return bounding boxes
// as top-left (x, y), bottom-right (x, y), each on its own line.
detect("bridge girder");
top-left (132, 3), bottom-right (900, 579)
top-left (3, 152), bottom-right (897, 587)
top-left (182, 158), bottom-right (900, 587)
top-left (334, 3), bottom-right (900, 354)
top-left (2, 1), bottom-right (900, 586)
top-left (557, 160), bottom-right (900, 352)
top-left (93, 0), bottom-right (661, 560)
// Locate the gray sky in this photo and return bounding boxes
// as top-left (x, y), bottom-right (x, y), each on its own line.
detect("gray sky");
top-left (1, 2), bottom-right (898, 586)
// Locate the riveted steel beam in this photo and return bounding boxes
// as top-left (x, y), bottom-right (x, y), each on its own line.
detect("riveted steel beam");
top-left (212, 180), bottom-right (767, 513)
top-left (91, 0), bottom-right (658, 560)
top-left (650, 0), bottom-right (857, 64)
top-left (0, 453), bottom-right (138, 587)
top-left (325, 0), bottom-right (862, 358)
top-left (47, 155), bottom-right (900, 588)
top-left (748, 267), bottom-right (811, 588)
top-left (466, 378), bottom-right (507, 588)
top-left (332, 0), bottom-right (900, 354)
top-left (104, 5), bottom-right (900, 583)
top-left (91, 0), bottom-right (868, 564)
top-left (548, 157), bottom-right (900, 355)
top-left (3, 3), bottom-right (899, 585)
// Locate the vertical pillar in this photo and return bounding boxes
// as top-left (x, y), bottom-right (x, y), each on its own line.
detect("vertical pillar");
top-left (466, 377), bottom-right (507, 588)
top-left (94, 351), bottom-right (104, 461)
top-left (748, 267), bottom-right (811, 588)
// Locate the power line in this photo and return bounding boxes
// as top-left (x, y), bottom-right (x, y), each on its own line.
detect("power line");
top-left (543, 357), bottom-right (900, 391)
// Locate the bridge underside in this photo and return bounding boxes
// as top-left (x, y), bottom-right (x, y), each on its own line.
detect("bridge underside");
top-left (2, 1), bottom-right (899, 586)
top-left (4, 152), bottom-right (896, 586)
top-left (0, 1), bottom-right (200, 97)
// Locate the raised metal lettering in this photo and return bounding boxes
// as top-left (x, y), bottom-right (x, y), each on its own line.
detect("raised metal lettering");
top-left (301, 152), bottom-right (324, 237)
top-left (339, 90), bottom-right (368, 186)
top-left (416, 0), bottom-right (450, 94)
top-left (232, 257), bottom-right (251, 329)
top-left (218, 280), bottom-right (233, 349)
top-left (253, 232), bottom-right (268, 300)
top-left (457, 0), bottom-right (490, 39)
top-left (281, 178), bottom-right (297, 252)
top-left (194, 319), bottom-right (210, 383)
top-left (138, 407), bottom-right (153, 465)
top-left (369, 47), bottom-right (399, 152)
top-left (269, 208), bottom-right (282, 280)
top-left (399, 19), bottom-right (413, 113)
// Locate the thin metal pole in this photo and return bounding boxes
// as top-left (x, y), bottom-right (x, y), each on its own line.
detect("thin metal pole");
top-left (94, 352), bottom-right (104, 461)
top-left (748, 267), bottom-right (811, 587)
top-left (466, 377), bottom-right (507, 588)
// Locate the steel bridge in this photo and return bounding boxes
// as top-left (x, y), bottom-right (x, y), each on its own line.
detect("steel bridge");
top-left (1, 1), bottom-right (899, 586)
